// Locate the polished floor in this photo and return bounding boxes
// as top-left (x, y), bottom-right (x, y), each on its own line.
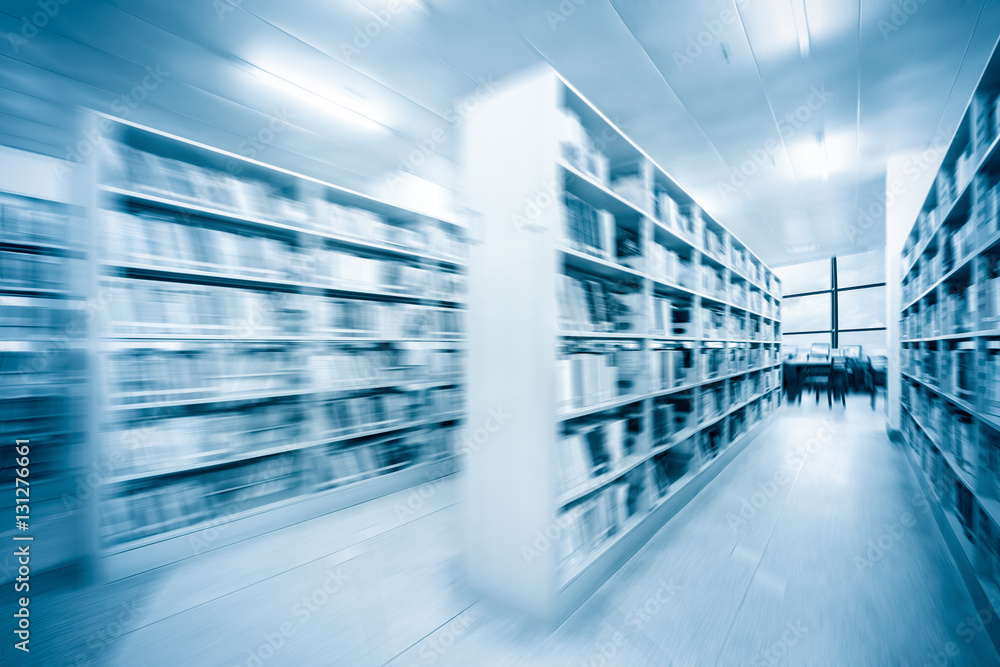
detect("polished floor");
top-left (28, 395), bottom-right (1000, 666)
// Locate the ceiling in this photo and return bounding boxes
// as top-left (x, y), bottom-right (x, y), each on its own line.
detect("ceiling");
top-left (0, 0), bottom-right (997, 267)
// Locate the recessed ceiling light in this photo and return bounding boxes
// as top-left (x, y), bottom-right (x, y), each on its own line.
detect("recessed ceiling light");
top-left (786, 243), bottom-right (820, 253)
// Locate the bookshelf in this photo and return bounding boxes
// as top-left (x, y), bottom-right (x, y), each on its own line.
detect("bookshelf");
top-left (463, 66), bottom-right (783, 623)
top-left (0, 146), bottom-right (91, 577)
top-left (89, 114), bottom-right (468, 576)
top-left (897, 37), bottom-right (1000, 621)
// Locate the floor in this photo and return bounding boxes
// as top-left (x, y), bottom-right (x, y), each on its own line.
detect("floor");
top-left (23, 395), bottom-right (1000, 666)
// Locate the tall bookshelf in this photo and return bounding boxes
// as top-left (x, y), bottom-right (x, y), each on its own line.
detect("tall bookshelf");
top-left (897, 38), bottom-right (1000, 618)
top-left (0, 146), bottom-right (90, 578)
top-left (88, 114), bottom-right (468, 577)
top-left (463, 66), bottom-right (783, 623)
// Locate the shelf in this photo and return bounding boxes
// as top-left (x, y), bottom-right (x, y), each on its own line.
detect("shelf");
top-left (559, 245), bottom-right (646, 282)
top-left (558, 331), bottom-right (647, 340)
top-left (102, 261), bottom-right (464, 306)
top-left (904, 131), bottom-right (1000, 280)
top-left (901, 402), bottom-right (978, 497)
top-left (103, 334), bottom-right (466, 345)
top-left (901, 370), bottom-right (1000, 432)
top-left (556, 405), bottom-right (779, 592)
top-left (104, 412), bottom-right (464, 487)
top-left (557, 453), bottom-right (649, 508)
top-left (901, 330), bottom-right (1000, 343)
top-left (558, 160), bottom-right (647, 218)
top-left (94, 111), bottom-right (466, 228)
top-left (901, 230), bottom-right (991, 311)
top-left (101, 185), bottom-right (465, 268)
top-left (0, 239), bottom-right (84, 258)
top-left (558, 394), bottom-right (647, 422)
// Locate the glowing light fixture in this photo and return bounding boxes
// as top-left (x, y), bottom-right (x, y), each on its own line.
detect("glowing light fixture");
top-left (791, 0), bottom-right (811, 57)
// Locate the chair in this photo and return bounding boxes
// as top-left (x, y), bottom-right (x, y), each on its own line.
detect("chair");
top-left (830, 356), bottom-right (849, 407)
top-left (810, 342), bottom-right (831, 359)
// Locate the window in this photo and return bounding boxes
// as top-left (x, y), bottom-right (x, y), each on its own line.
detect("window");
top-left (777, 252), bottom-right (886, 354)
top-left (838, 287), bottom-right (886, 330)
top-left (783, 293), bottom-right (832, 333)
top-left (781, 332), bottom-right (832, 352)
top-left (837, 249), bottom-right (885, 288)
top-left (774, 258), bottom-right (830, 294)
top-left (838, 330), bottom-right (888, 358)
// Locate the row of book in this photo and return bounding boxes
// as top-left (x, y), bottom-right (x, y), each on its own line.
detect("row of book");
top-left (313, 199), bottom-right (464, 262)
top-left (647, 242), bottom-right (694, 288)
top-left (555, 386), bottom-right (783, 571)
top-left (902, 288), bottom-right (975, 339)
top-left (107, 346), bottom-right (306, 404)
top-left (988, 342), bottom-right (1000, 417)
top-left (1, 295), bottom-right (83, 340)
top-left (650, 347), bottom-right (695, 391)
top-left (610, 173), bottom-right (648, 209)
top-left (105, 402), bottom-right (311, 475)
top-left (558, 472), bottom-right (644, 574)
top-left (902, 343), bottom-right (977, 402)
top-left (558, 107), bottom-right (610, 186)
top-left (99, 452), bottom-right (301, 545)
top-left (105, 279), bottom-right (464, 339)
top-left (651, 297), bottom-right (694, 337)
top-left (559, 193), bottom-right (617, 260)
top-left (0, 202), bottom-right (72, 247)
top-left (100, 425), bottom-right (457, 545)
top-left (556, 117), bottom-right (781, 295)
top-left (555, 416), bottom-right (639, 493)
top-left (104, 211), bottom-right (466, 300)
top-left (309, 347), bottom-right (463, 388)
top-left (0, 249), bottom-right (68, 291)
top-left (903, 381), bottom-right (976, 471)
top-left (312, 248), bottom-right (466, 300)
top-left (556, 274), bottom-right (643, 334)
top-left (105, 344), bottom-right (464, 406)
top-left (104, 143), bottom-right (466, 260)
top-left (106, 388), bottom-right (462, 476)
top-left (656, 195), bottom-right (702, 246)
top-left (556, 347), bottom-right (644, 413)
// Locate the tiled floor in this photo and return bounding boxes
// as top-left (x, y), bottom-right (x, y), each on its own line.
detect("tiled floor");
top-left (27, 395), bottom-right (1000, 666)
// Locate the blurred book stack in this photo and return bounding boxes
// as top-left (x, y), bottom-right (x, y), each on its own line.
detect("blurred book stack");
top-left (91, 118), bottom-right (467, 559)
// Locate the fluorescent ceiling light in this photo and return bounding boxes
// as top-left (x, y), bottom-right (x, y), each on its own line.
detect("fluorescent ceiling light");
top-left (237, 59), bottom-right (385, 132)
top-left (791, 0), bottom-right (810, 57)
top-left (816, 130), bottom-right (828, 182)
